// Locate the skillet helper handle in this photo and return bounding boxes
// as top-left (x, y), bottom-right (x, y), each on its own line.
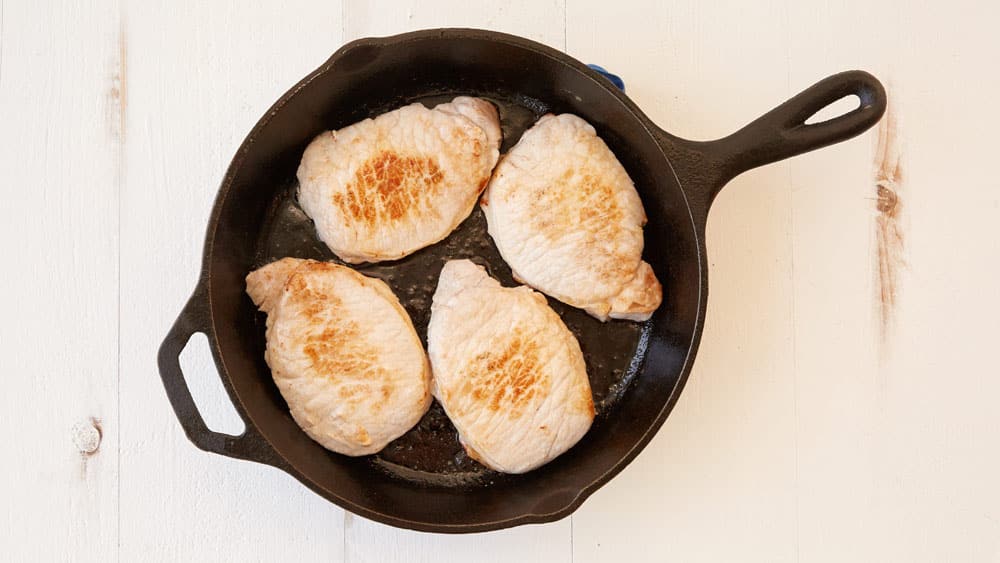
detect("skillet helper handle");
top-left (158, 286), bottom-right (283, 468)
top-left (665, 70), bottom-right (887, 208)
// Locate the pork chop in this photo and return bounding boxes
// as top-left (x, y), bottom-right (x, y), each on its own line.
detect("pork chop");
top-left (246, 258), bottom-right (431, 456)
top-left (427, 259), bottom-right (594, 474)
top-left (298, 97), bottom-right (501, 264)
top-left (481, 113), bottom-right (662, 321)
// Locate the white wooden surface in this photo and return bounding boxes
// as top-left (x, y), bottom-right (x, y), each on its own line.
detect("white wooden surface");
top-left (2, 1), bottom-right (999, 561)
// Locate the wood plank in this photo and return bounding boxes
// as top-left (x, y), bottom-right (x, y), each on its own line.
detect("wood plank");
top-left (0, 1), bottom-right (121, 560)
top-left (785, 3), bottom-right (1000, 561)
top-left (345, 518), bottom-right (571, 563)
top-left (340, 2), bottom-right (571, 561)
top-left (343, 0), bottom-right (566, 50)
top-left (782, 5), bottom-right (895, 560)
top-left (120, 2), bottom-right (345, 561)
top-left (566, 1), bottom-right (801, 562)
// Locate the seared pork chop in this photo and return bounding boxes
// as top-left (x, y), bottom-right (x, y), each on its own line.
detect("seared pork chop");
top-left (246, 258), bottom-right (431, 456)
top-left (298, 97), bottom-right (501, 264)
top-left (427, 260), bottom-right (594, 473)
top-left (482, 113), bottom-right (662, 321)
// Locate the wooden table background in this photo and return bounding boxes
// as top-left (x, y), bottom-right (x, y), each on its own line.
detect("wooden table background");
top-left (2, 1), bottom-right (999, 561)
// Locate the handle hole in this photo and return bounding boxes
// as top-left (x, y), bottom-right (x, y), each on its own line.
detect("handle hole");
top-left (804, 94), bottom-right (861, 125)
top-left (179, 333), bottom-right (246, 436)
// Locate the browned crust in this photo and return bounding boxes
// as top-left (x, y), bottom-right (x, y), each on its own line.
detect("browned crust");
top-left (332, 151), bottom-right (445, 225)
top-left (459, 333), bottom-right (550, 420)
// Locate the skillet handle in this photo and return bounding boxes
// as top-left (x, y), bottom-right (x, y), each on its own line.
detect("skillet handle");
top-left (158, 285), bottom-right (285, 468)
top-left (662, 70), bottom-right (886, 208)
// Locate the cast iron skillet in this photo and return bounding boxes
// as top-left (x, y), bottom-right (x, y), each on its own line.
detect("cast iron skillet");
top-left (158, 28), bottom-right (886, 532)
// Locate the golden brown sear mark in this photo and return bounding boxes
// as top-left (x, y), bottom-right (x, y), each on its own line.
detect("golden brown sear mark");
top-left (355, 427), bottom-right (372, 446)
top-left (298, 303), bottom-right (378, 381)
top-left (303, 324), bottom-right (367, 378)
top-left (333, 151), bottom-right (444, 225)
top-left (530, 171), bottom-right (625, 243)
top-left (335, 382), bottom-right (393, 415)
top-left (286, 266), bottom-right (397, 410)
top-left (528, 170), bottom-right (635, 286)
top-left (461, 335), bottom-right (550, 419)
top-left (579, 387), bottom-right (596, 418)
top-left (287, 267), bottom-right (342, 318)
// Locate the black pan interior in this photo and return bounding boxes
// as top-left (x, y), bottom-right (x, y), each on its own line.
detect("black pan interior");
top-left (205, 32), bottom-right (702, 528)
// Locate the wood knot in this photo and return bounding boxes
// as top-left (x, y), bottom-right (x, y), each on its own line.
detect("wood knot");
top-left (72, 419), bottom-right (102, 455)
top-left (876, 181), bottom-right (899, 217)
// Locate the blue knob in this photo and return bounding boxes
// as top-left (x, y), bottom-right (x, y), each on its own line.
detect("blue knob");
top-left (586, 64), bottom-right (625, 92)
